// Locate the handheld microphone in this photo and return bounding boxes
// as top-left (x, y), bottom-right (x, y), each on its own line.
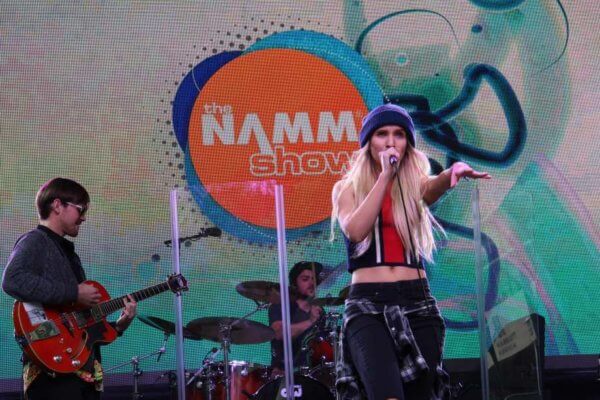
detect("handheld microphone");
top-left (389, 156), bottom-right (399, 173)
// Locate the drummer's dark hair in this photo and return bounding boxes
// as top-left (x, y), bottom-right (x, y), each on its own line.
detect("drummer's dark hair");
top-left (289, 261), bottom-right (323, 287)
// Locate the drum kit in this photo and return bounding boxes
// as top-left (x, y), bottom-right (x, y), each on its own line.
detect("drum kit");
top-left (120, 280), bottom-right (349, 400)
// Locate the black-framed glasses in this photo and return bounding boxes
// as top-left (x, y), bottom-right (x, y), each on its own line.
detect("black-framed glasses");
top-left (66, 202), bottom-right (88, 217)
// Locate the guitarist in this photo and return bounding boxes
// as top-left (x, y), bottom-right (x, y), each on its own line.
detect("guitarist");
top-left (2, 177), bottom-right (137, 400)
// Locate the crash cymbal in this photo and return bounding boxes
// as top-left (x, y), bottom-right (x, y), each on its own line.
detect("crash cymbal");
top-left (236, 281), bottom-right (298, 304)
top-left (138, 315), bottom-right (201, 340)
top-left (186, 317), bottom-right (275, 344)
top-left (311, 296), bottom-right (345, 307)
top-left (236, 281), bottom-right (280, 303)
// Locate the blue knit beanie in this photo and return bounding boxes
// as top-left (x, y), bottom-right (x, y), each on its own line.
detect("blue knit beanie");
top-left (359, 103), bottom-right (416, 148)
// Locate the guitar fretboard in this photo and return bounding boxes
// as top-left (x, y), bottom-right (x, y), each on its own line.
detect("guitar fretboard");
top-left (98, 282), bottom-right (171, 317)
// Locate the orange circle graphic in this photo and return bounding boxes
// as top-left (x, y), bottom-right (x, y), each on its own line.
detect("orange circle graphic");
top-left (188, 49), bottom-right (367, 229)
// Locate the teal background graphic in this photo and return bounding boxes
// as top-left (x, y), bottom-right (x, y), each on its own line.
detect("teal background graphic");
top-left (1, 1), bottom-right (598, 383)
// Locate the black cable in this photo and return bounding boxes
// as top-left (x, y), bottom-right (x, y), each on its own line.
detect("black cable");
top-left (395, 171), bottom-right (445, 382)
top-left (395, 171), bottom-right (418, 267)
top-left (395, 172), bottom-right (428, 294)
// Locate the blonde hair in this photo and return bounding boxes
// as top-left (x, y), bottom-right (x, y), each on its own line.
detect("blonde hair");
top-left (330, 145), bottom-right (442, 263)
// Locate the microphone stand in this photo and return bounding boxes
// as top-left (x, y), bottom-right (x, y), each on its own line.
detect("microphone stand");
top-left (186, 348), bottom-right (222, 386)
top-left (105, 333), bottom-right (169, 399)
top-left (164, 227), bottom-right (221, 247)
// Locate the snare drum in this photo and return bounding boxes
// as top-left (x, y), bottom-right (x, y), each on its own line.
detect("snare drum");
top-left (254, 373), bottom-right (333, 400)
top-left (187, 360), bottom-right (270, 400)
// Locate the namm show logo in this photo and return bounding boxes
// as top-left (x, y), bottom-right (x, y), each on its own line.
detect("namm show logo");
top-left (173, 31), bottom-right (381, 242)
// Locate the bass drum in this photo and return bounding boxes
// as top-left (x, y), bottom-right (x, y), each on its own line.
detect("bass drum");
top-left (254, 373), bottom-right (333, 400)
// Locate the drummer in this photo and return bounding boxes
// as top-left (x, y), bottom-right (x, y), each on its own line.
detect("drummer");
top-left (268, 261), bottom-right (324, 376)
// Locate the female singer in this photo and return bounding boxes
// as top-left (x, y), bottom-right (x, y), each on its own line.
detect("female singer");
top-left (331, 103), bottom-right (489, 400)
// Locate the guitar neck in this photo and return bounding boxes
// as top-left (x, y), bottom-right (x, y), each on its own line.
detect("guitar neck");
top-left (98, 281), bottom-right (172, 317)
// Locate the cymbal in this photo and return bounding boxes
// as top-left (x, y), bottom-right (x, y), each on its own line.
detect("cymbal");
top-left (138, 315), bottom-right (201, 340)
top-left (236, 281), bottom-right (297, 304)
top-left (310, 285), bottom-right (350, 307)
top-left (186, 317), bottom-right (275, 344)
top-left (311, 296), bottom-right (345, 307)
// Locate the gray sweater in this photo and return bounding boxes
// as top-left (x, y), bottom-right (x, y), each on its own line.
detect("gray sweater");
top-left (2, 227), bottom-right (81, 305)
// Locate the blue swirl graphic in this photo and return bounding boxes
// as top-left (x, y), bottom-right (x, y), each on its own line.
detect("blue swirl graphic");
top-left (390, 64), bottom-right (527, 166)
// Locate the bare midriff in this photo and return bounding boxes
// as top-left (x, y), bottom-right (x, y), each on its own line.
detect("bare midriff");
top-left (351, 265), bottom-right (426, 284)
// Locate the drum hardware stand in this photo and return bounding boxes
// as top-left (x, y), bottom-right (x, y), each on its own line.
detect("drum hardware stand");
top-left (105, 333), bottom-right (169, 399)
top-left (219, 323), bottom-right (232, 400)
top-left (186, 347), bottom-right (222, 393)
top-left (312, 311), bottom-right (341, 395)
top-left (218, 303), bottom-right (270, 400)
top-left (327, 312), bottom-right (341, 365)
top-left (329, 311), bottom-right (341, 394)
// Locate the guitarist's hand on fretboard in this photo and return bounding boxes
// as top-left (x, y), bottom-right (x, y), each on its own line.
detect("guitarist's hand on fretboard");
top-left (77, 283), bottom-right (101, 307)
top-left (115, 294), bottom-right (137, 333)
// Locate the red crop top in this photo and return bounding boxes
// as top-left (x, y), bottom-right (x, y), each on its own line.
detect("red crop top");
top-left (343, 187), bottom-right (421, 272)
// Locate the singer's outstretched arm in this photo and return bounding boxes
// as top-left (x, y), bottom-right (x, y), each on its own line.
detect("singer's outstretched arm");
top-left (421, 161), bottom-right (491, 205)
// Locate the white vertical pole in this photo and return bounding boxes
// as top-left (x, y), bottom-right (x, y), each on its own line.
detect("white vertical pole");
top-left (169, 190), bottom-right (186, 400)
top-left (275, 185), bottom-right (295, 399)
top-left (472, 184), bottom-right (489, 400)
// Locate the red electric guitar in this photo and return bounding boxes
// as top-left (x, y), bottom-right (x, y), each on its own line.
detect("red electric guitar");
top-left (12, 274), bottom-right (188, 373)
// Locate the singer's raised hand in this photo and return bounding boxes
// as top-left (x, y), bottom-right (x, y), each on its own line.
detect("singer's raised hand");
top-left (378, 147), bottom-right (400, 179)
top-left (449, 162), bottom-right (491, 187)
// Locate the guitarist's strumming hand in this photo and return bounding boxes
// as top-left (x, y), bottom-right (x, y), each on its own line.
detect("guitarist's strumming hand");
top-left (77, 283), bottom-right (101, 307)
top-left (116, 294), bottom-right (137, 333)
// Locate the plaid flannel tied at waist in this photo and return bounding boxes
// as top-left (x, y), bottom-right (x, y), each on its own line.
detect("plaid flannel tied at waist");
top-left (335, 297), bottom-right (447, 400)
